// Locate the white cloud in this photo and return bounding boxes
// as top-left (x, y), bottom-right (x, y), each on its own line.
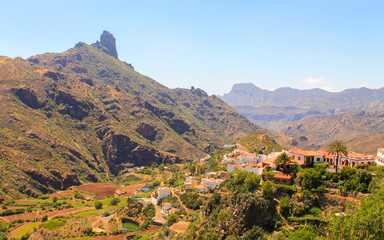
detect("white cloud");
top-left (301, 76), bottom-right (326, 85)
top-left (298, 76), bottom-right (337, 92)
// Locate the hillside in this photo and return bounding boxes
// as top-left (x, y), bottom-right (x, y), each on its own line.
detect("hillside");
top-left (282, 112), bottom-right (384, 152)
top-left (0, 31), bottom-right (274, 200)
top-left (220, 83), bottom-right (384, 131)
top-left (238, 132), bottom-right (282, 154)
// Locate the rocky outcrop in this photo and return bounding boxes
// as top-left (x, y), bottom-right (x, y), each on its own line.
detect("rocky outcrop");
top-left (100, 30), bottom-right (118, 59)
top-left (12, 87), bottom-right (45, 109)
top-left (43, 71), bottom-right (65, 81)
top-left (47, 87), bottom-right (94, 120)
top-left (62, 173), bottom-right (81, 189)
top-left (164, 117), bottom-right (190, 134)
top-left (102, 131), bottom-right (180, 173)
top-left (135, 122), bottom-right (157, 140)
top-left (23, 168), bottom-right (81, 193)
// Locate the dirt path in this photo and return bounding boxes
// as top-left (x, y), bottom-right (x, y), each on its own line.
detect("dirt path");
top-left (274, 198), bottom-right (294, 231)
top-left (153, 203), bottom-right (166, 225)
top-left (47, 206), bottom-right (93, 219)
top-left (91, 225), bottom-right (161, 240)
top-left (172, 190), bottom-right (191, 213)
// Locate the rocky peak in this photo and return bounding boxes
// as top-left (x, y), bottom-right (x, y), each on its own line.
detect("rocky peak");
top-left (100, 30), bottom-right (118, 59)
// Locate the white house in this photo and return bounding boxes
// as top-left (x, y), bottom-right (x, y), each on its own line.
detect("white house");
top-left (289, 148), bottom-right (333, 166)
top-left (162, 202), bottom-right (172, 214)
top-left (227, 163), bottom-right (240, 173)
top-left (240, 163), bottom-right (263, 175)
top-left (338, 152), bottom-right (375, 168)
top-left (376, 148), bottom-right (384, 166)
top-left (201, 178), bottom-right (224, 190)
top-left (151, 187), bottom-right (172, 205)
top-left (195, 184), bottom-right (209, 193)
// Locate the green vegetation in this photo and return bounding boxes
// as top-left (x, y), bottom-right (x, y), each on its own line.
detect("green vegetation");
top-left (41, 218), bottom-right (66, 230)
top-left (109, 197), bottom-right (120, 206)
top-left (226, 170), bottom-right (261, 192)
top-left (180, 190), bottom-right (203, 210)
top-left (94, 201), bottom-right (103, 209)
top-left (166, 213), bottom-right (179, 227)
top-left (239, 132), bottom-right (282, 154)
top-left (123, 222), bottom-right (139, 232)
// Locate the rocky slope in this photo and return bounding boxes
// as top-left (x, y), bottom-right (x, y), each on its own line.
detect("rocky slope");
top-left (282, 112), bottom-right (384, 153)
top-left (0, 31), bottom-right (276, 200)
top-left (220, 83), bottom-right (384, 131)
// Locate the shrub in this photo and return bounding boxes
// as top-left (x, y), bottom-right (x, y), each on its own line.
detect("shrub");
top-left (279, 196), bottom-right (292, 217)
top-left (41, 214), bottom-right (48, 222)
top-left (166, 213), bottom-right (179, 226)
top-left (109, 197), bottom-right (120, 206)
top-left (74, 190), bottom-right (84, 199)
top-left (83, 226), bottom-right (93, 235)
top-left (139, 219), bottom-right (150, 230)
top-left (94, 202), bottom-right (103, 209)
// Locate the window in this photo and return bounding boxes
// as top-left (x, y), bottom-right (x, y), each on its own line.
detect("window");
top-left (298, 156), bottom-right (301, 161)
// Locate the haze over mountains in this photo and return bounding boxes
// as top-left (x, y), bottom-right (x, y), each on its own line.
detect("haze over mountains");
top-left (220, 83), bottom-right (384, 130)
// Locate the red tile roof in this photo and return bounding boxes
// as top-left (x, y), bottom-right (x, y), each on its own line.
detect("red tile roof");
top-left (274, 173), bottom-right (293, 180)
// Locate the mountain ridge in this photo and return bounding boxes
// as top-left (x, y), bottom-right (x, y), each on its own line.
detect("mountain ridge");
top-left (220, 83), bottom-right (384, 131)
top-left (0, 32), bottom-right (286, 200)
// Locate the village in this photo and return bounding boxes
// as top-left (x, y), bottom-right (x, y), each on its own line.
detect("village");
top-left (128, 143), bottom-right (381, 227)
top-left (1, 143), bottom-right (383, 239)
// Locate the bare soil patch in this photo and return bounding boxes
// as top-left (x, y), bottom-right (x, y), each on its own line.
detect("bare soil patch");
top-left (170, 221), bottom-right (190, 233)
top-left (75, 183), bottom-right (118, 200)
top-left (116, 183), bottom-right (146, 198)
top-left (1, 212), bottom-right (38, 222)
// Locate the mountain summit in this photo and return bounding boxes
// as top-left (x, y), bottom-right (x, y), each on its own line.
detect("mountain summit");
top-left (99, 30), bottom-right (118, 58)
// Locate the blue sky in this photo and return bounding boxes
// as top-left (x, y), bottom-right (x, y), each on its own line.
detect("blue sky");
top-left (1, 1), bottom-right (384, 95)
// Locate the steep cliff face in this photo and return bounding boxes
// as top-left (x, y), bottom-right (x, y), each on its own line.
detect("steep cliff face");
top-left (0, 32), bottom-right (265, 199)
top-left (99, 30), bottom-right (118, 59)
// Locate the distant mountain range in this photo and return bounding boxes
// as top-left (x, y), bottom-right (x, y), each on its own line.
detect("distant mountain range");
top-left (220, 83), bottom-right (384, 131)
top-left (220, 83), bottom-right (384, 153)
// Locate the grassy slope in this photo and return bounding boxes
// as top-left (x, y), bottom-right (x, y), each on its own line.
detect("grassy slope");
top-left (239, 132), bottom-right (282, 154)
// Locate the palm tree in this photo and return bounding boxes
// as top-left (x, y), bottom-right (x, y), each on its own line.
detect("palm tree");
top-left (328, 140), bottom-right (348, 174)
top-left (275, 152), bottom-right (293, 173)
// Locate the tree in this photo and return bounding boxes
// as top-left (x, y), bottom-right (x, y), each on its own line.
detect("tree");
top-left (328, 140), bottom-right (348, 174)
top-left (262, 181), bottom-right (275, 201)
top-left (244, 172), bottom-right (261, 191)
top-left (275, 152), bottom-right (293, 173)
